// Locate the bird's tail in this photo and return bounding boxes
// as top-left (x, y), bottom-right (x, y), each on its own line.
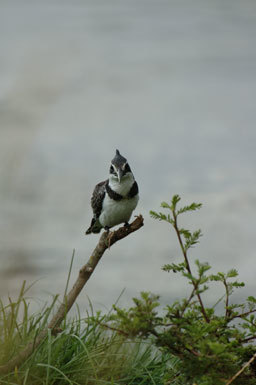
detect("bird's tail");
top-left (85, 218), bottom-right (102, 235)
top-left (85, 227), bottom-right (92, 235)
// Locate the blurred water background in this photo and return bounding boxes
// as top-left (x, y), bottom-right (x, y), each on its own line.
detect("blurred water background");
top-left (1, 0), bottom-right (256, 313)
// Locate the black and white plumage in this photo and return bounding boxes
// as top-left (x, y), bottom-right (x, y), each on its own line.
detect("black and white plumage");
top-left (86, 150), bottom-right (139, 234)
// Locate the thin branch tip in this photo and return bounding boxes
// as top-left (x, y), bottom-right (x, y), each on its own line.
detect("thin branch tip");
top-left (105, 214), bottom-right (144, 248)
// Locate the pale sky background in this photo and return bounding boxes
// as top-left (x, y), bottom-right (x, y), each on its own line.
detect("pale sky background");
top-left (0, 0), bottom-right (256, 313)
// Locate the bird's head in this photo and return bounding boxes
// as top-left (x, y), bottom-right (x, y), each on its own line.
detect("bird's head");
top-left (109, 149), bottom-right (133, 183)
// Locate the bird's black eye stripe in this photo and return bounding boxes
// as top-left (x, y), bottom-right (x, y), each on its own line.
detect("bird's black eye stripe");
top-left (124, 163), bottom-right (131, 173)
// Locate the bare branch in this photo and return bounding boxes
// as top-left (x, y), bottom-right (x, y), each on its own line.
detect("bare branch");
top-left (0, 215), bottom-right (144, 374)
top-left (225, 352), bottom-right (256, 385)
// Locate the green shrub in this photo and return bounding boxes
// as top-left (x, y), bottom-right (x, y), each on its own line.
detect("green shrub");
top-left (112, 195), bottom-right (256, 385)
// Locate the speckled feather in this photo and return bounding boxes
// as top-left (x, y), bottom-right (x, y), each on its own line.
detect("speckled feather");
top-left (91, 180), bottom-right (107, 217)
top-left (85, 180), bottom-right (107, 234)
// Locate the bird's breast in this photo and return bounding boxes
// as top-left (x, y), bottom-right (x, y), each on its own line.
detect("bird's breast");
top-left (99, 194), bottom-right (139, 228)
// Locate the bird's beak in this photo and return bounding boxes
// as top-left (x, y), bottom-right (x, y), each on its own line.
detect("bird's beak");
top-left (117, 169), bottom-right (123, 183)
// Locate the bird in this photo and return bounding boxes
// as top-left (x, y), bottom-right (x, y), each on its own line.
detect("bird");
top-left (86, 150), bottom-right (139, 234)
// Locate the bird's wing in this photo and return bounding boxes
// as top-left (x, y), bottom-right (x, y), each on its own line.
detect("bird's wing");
top-left (91, 179), bottom-right (108, 218)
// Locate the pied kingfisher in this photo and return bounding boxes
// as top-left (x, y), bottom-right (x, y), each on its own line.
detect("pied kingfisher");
top-left (86, 150), bottom-right (139, 234)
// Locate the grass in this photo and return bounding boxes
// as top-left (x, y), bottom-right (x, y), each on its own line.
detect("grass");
top-left (0, 283), bottom-right (181, 385)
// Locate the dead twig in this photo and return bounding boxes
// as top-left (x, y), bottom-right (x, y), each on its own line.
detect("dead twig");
top-left (0, 215), bottom-right (144, 375)
top-left (225, 352), bottom-right (256, 385)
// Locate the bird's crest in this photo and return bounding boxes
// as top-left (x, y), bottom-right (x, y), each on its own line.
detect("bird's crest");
top-left (112, 149), bottom-right (127, 167)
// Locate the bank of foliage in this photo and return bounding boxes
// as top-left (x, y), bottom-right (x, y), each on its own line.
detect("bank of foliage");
top-left (0, 287), bottom-right (178, 385)
top-left (112, 195), bottom-right (256, 385)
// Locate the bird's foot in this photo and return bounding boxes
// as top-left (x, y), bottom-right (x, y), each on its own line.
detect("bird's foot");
top-left (104, 226), bottom-right (110, 233)
top-left (123, 222), bottom-right (130, 230)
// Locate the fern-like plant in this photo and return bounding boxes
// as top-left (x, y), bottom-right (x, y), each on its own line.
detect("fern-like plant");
top-left (112, 195), bottom-right (256, 385)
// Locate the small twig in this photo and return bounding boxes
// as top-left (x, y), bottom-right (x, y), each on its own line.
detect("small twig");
top-left (239, 335), bottom-right (256, 343)
top-left (223, 278), bottom-right (230, 318)
top-left (180, 286), bottom-right (196, 317)
top-left (0, 215), bottom-right (144, 375)
top-left (173, 212), bottom-right (209, 323)
top-left (100, 323), bottom-right (129, 337)
top-left (225, 352), bottom-right (256, 385)
top-left (228, 309), bottom-right (256, 321)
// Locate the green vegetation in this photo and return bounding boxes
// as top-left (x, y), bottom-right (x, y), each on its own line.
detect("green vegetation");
top-left (1, 195), bottom-right (256, 384)
top-left (0, 284), bottom-right (179, 384)
top-left (112, 195), bottom-right (256, 385)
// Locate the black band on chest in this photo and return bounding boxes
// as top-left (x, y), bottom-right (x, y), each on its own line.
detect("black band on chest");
top-left (106, 182), bottom-right (123, 201)
top-left (128, 181), bottom-right (139, 198)
top-left (106, 180), bottom-right (139, 201)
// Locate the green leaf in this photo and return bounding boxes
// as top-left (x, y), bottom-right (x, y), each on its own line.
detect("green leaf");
top-left (179, 228), bottom-right (191, 239)
top-left (162, 263), bottom-right (186, 273)
top-left (247, 296), bottom-right (256, 304)
top-left (149, 211), bottom-right (167, 221)
top-left (232, 281), bottom-right (245, 288)
top-left (171, 195), bottom-right (181, 209)
top-left (208, 341), bottom-right (227, 354)
top-left (227, 269), bottom-right (238, 278)
top-left (210, 274), bottom-right (223, 282)
top-left (167, 214), bottom-right (174, 225)
top-left (161, 201), bottom-right (172, 209)
top-left (177, 202), bottom-right (202, 215)
top-left (184, 229), bottom-right (202, 250)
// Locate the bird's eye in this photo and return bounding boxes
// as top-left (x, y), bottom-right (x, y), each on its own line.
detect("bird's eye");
top-left (124, 163), bottom-right (131, 173)
top-left (110, 165), bottom-right (115, 174)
